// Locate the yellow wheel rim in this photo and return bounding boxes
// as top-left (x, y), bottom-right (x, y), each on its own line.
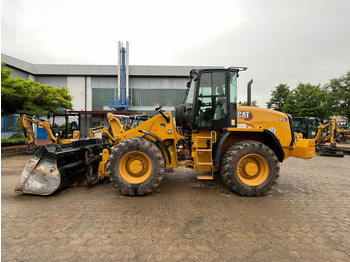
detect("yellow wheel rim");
top-left (119, 151), bottom-right (152, 184)
top-left (237, 154), bottom-right (269, 186)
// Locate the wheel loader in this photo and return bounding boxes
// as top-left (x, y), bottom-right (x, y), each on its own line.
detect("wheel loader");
top-left (15, 67), bottom-right (315, 196)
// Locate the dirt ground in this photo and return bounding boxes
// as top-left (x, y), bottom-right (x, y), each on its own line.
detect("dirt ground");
top-left (1, 153), bottom-right (350, 261)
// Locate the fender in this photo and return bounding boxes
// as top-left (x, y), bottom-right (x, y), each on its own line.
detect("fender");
top-left (213, 129), bottom-right (285, 166)
top-left (138, 130), bottom-right (171, 164)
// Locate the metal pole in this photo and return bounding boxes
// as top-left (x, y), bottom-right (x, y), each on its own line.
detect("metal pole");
top-left (126, 41), bottom-right (129, 99)
top-left (117, 42), bottom-right (121, 101)
top-left (121, 47), bottom-right (126, 102)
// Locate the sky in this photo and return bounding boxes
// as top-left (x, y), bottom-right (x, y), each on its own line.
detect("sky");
top-left (2, 0), bottom-right (350, 107)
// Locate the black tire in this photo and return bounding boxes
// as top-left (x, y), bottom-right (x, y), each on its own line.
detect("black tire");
top-left (220, 140), bottom-right (280, 196)
top-left (107, 137), bottom-right (165, 196)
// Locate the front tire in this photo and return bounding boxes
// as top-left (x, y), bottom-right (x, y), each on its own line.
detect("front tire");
top-left (220, 140), bottom-right (280, 196)
top-left (107, 137), bottom-right (165, 196)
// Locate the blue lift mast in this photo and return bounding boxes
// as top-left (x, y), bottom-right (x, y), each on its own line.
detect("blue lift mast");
top-left (108, 41), bottom-right (130, 110)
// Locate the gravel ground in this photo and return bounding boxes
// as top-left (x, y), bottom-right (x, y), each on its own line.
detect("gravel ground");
top-left (1, 153), bottom-right (350, 261)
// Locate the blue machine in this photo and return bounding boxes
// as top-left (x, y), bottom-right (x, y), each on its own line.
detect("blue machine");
top-left (108, 41), bottom-right (130, 111)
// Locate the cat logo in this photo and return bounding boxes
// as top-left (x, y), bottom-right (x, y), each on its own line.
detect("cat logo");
top-left (238, 111), bottom-right (254, 121)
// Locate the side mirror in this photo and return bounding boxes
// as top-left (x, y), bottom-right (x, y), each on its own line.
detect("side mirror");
top-left (154, 103), bottom-right (162, 111)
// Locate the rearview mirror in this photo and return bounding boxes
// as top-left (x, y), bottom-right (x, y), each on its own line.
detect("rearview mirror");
top-left (154, 104), bottom-right (162, 111)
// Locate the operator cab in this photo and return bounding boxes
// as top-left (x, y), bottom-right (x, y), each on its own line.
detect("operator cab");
top-left (176, 67), bottom-right (246, 130)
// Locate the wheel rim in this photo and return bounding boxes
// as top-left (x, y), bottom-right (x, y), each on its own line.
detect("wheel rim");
top-left (119, 151), bottom-right (152, 184)
top-left (237, 154), bottom-right (269, 186)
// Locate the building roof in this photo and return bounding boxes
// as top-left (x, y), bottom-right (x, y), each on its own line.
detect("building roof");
top-left (1, 54), bottom-right (221, 77)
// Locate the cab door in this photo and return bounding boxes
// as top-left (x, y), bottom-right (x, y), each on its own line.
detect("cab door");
top-left (193, 69), bottom-right (238, 130)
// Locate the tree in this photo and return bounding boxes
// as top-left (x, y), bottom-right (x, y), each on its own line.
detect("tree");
top-left (282, 83), bottom-right (331, 119)
top-left (1, 64), bottom-right (73, 116)
top-left (324, 72), bottom-right (350, 120)
top-left (266, 84), bottom-right (290, 112)
top-left (239, 100), bottom-right (259, 107)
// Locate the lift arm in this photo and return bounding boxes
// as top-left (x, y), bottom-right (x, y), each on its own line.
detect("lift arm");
top-left (89, 126), bottom-right (117, 144)
top-left (88, 113), bottom-right (126, 144)
top-left (107, 112), bottom-right (125, 139)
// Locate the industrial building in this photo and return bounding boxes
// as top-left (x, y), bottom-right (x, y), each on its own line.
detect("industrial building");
top-left (1, 52), bottom-right (210, 138)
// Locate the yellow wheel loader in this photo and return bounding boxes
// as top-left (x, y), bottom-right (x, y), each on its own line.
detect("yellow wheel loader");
top-left (15, 67), bottom-right (315, 196)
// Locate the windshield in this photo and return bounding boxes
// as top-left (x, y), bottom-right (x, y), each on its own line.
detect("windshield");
top-left (184, 79), bottom-right (195, 110)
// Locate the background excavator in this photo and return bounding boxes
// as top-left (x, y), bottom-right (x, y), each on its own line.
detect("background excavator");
top-left (339, 127), bottom-right (350, 143)
top-left (314, 119), bottom-right (350, 157)
top-left (22, 115), bottom-right (80, 153)
top-left (15, 67), bottom-right (315, 197)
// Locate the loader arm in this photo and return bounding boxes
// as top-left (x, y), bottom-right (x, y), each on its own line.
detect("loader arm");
top-left (107, 112), bottom-right (125, 140)
top-left (88, 113), bottom-right (125, 144)
top-left (89, 126), bottom-right (117, 144)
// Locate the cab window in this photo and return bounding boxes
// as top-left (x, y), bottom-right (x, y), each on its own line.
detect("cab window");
top-left (229, 71), bottom-right (237, 103)
top-left (185, 80), bottom-right (195, 110)
top-left (195, 72), bottom-right (227, 127)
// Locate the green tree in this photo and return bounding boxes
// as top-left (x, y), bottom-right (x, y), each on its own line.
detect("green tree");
top-left (282, 83), bottom-right (331, 119)
top-left (240, 100), bottom-right (259, 107)
top-left (324, 72), bottom-right (350, 120)
top-left (1, 64), bottom-right (73, 116)
top-left (266, 84), bottom-right (290, 112)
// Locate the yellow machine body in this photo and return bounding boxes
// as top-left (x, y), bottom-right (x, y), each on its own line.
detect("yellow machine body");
top-left (16, 67), bottom-right (316, 197)
top-left (95, 107), bottom-right (315, 178)
top-left (236, 106), bottom-right (315, 160)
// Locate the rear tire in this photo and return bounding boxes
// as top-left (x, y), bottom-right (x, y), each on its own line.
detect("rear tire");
top-left (220, 140), bottom-right (279, 196)
top-left (107, 137), bottom-right (165, 196)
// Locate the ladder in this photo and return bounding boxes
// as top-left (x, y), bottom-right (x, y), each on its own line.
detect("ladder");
top-left (194, 131), bottom-right (217, 179)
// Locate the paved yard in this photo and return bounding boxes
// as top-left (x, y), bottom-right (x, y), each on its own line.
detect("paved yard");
top-left (1, 153), bottom-right (350, 261)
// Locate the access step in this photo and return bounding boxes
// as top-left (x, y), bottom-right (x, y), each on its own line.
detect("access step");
top-left (196, 171), bottom-right (214, 180)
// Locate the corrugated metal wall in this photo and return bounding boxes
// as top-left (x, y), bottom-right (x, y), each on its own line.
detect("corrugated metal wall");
top-left (91, 76), bottom-right (187, 110)
top-left (92, 77), bottom-right (117, 89)
top-left (132, 89), bottom-right (185, 107)
top-left (7, 67), bottom-right (30, 79)
top-left (92, 88), bottom-right (115, 110)
top-left (91, 77), bottom-right (116, 110)
top-left (130, 78), bottom-right (187, 90)
top-left (35, 76), bottom-right (67, 88)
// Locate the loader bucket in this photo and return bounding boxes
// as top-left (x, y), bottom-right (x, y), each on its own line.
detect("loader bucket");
top-left (15, 138), bottom-right (107, 195)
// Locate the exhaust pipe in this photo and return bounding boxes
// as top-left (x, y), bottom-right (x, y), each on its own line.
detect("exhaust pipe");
top-left (247, 79), bottom-right (253, 106)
